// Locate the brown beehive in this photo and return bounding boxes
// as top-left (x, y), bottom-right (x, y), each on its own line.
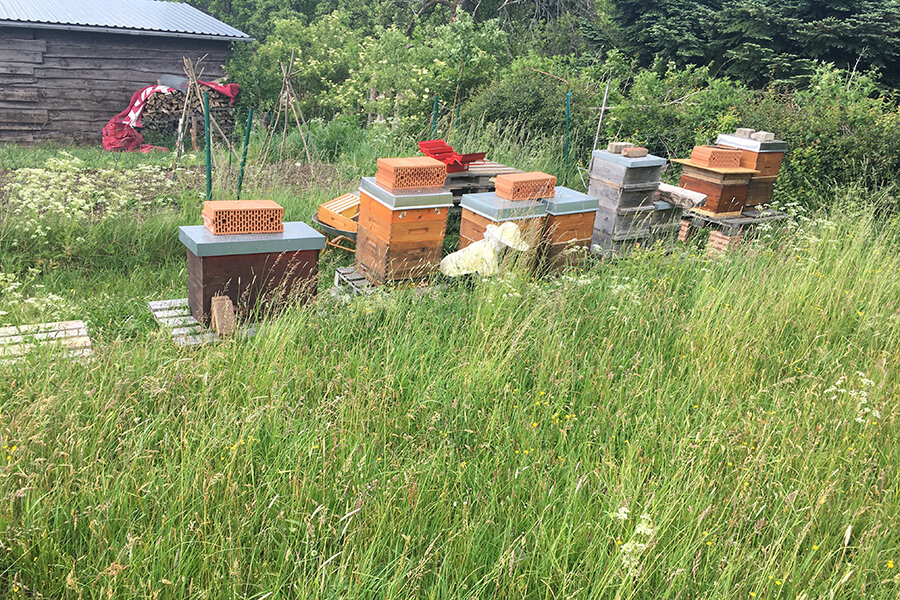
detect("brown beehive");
top-left (202, 200), bottom-right (284, 235)
top-left (690, 146), bottom-right (742, 169)
top-left (494, 172), bottom-right (557, 201)
top-left (746, 176), bottom-right (777, 207)
top-left (375, 157), bottom-right (447, 191)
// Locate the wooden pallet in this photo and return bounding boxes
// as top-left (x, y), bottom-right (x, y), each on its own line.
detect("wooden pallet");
top-left (445, 161), bottom-right (520, 189)
top-left (332, 266), bottom-right (378, 296)
top-left (148, 299), bottom-right (258, 346)
top-left (0, 320), bottom-right (92, 363)
top-left (684, 206), bottom-right (789, 235)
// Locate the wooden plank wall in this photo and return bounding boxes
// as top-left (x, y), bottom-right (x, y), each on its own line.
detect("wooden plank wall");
top-left (0, 27), bottom-right (231, 144)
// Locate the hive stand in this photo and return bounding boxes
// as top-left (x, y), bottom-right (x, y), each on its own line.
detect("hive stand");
top-left (148, 298), bottom-right (259, 346)
top-left (679, 206), bottom-right (791, 253)
top-left (0, 320), bottom-right (92, 363)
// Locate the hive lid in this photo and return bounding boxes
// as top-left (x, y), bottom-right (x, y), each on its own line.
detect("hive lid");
top-left (715, 134), bottom-right (787, 153)
top-left (543, 186), bottom-right (599, 215)
top-left (672, 159), bottom-right (758, 175)
top-left (591, 149), bottom-right (667, 168)
top-left (179, 221), bottom-right (326, 257)
top-left (359, 177), bottom-right (453, 209)
top-left (460, 192), bottom-right (546, 221)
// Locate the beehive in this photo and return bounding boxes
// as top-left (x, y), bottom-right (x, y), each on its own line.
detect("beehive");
top-left (459, 192), bottom-right (546, 249)
top-left (589, 150), bottom-right (667, 188)
top-left (494, 172), bottom-right (557, 201)
top-left (689, 145), bottom-right (742, 169)
top-left (541, 187), bottom-right (600, 271)
top-left (715, 133), bottom-right (787, 177)
top-left (178, 222), bottom-right (326, 325)
top-left (375, 157), bottom-right (447, 192)
top-left (354, 177), bottom-right (452, 284)
top-left (673, 159), bottom-right (756, 215)
top-left (746, 176), bottom-right (777, 207)
top-left (202, 200), bottom-right (284, 235)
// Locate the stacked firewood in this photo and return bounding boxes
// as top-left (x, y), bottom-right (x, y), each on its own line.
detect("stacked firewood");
top-left (141, 89), bottom-right (236, 137)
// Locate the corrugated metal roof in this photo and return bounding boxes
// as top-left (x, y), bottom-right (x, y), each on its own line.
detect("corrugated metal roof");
top-left (0, 0), bottom-right (251, 41)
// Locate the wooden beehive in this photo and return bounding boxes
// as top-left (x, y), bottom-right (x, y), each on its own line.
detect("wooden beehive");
top-left (746, 175), bottom-right (777, 207)
top-left (357, 190), bottom-right (449, 245)
top-left (715, 133), bottom-right (787, 178)
top-left (459, 210), bottom-right (546, 250)
top-left (375, 157), bottom-right (447, 192)
top-left (689, 146), bottom-right (742, 169)
top-left (355, 225), bottom-right (443, 284)
top-left (202, 200), bottom-right (284, 235)
top-left (179, 222), bottom-right (325, 325)
top-left (494, 172), bottom-right (557, 201)
top-left (673, 159), bottom-right (756, 215)
top-left (316, 192), bottom-right (359, 233)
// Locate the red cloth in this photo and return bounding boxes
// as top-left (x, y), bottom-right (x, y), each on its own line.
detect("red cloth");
top-left (102, 82), bottom-right (241, 152)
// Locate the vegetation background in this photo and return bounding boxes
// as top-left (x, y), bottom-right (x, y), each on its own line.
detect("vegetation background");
top-left (0, 0), bottom-right (899, 598)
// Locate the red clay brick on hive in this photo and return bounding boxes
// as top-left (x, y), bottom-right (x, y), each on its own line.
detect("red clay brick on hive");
top-left (621, 146), bottom-right (649, 158)
top-left (202, 200), bottom-right (284, 235)
top-left (689, 146), bottom-right (742, 169)
top-left (494, 172), bottom-right (557, 201)
top-left (375, 157), bottom-right (447, 191)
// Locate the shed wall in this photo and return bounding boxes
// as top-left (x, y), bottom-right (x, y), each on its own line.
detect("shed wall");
top-left (0, 26), bottom-right (231, 144)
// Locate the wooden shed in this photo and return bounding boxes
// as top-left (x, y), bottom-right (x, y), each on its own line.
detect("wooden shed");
top-left (0, 0), bottom-right (250, 144)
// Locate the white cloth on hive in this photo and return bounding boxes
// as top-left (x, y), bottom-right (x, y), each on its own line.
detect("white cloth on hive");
top-left (440, 222), bottom-right (531, 277)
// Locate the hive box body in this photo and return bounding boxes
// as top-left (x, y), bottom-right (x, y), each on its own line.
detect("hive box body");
top-left (354, 179), bottom-right (452, 284)
top-left (459, 192), bottom-right (547, 249)
top-left (358, 191), bottom-right (449, 244)
top-left (355, 225), bottom-right (443, 284)
top-left (589, 179), bottom-right (658, 210)
top-left (590, 150), bottom-right (666, 187)
top-left (494, 172), bottom-right (557, 201)
top-left (746, 175), bottom-right (777, 206)
top-left (459, 209), bottom-right (546, 249)
top-left (187, 249), bottom-right (319, 324)
top-left (593, 205), bottom-right (654, 237)
top-left (375, 157), bottom-right (447, 192)
top-left (202, 200), bottom-right (284, 235)
top-left (541, 186), bottom-right (599, 267)
top-left (679, 175), bottom-right (749, 214)
top-left (179, 222), bottom-right (325, 325)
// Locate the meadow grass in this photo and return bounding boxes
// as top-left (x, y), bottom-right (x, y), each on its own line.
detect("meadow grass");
top-left (0, 140), bottom-right (898, 599)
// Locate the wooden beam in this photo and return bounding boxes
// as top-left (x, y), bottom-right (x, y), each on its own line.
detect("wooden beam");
top-left (0, 39), bottom-right (47, 52)
top-left (0, 89), bottom-right (38, 102)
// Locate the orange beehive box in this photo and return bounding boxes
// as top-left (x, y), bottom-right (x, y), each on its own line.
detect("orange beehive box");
top-left (494, 172), bottom-right (557, 201)
top-left (357, 190), bottom-right (449, 245)
top-left (202, 200), bottom-right (284, 235)
top-left (689, 146), bottom-right (742, 169)
top-left (316, 192), bottom-right (359, 233)
top-left (375, 157), bottom-right (447, 191)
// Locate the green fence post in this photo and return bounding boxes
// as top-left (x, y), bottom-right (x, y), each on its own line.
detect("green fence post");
top-left (564, 90), bottom-right (571, 184)
top-left (431, 93), bottom-right (439, 139)
top-left (204, 92), bottom-right (211, 202)
top-left (237, 107), bottom-right (254, 200)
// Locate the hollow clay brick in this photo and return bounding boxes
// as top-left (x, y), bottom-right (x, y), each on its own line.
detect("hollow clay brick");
top-left (202, 200), bottom-right (284, 235)
top-left (689, 145), bottom-right (742, 169)
top-left (375, 157), bottom-right (447, 191)
top-left (494, 171), bottom-right (557, 201)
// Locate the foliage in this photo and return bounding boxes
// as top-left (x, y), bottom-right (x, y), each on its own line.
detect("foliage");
top-left (0, 152), bottom-right (180, 249)
top-left (602, 0), bottom-right (900, 87)
top-left (0, 164), bottom-right (899, 595)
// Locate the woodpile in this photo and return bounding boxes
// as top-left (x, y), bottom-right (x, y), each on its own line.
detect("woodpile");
top-left (142, 88), bottom-right (236, 137)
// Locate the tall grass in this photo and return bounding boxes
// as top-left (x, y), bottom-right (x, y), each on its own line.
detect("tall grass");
top-left (0, 169), bottom-right (897, 597)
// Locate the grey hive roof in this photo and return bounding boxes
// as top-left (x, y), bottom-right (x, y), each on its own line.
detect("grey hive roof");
top-left (0, 0), bottom-right (251, 41)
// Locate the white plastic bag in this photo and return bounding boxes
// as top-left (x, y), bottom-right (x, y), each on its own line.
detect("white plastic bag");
top-left (440, 222), bottom-right (531, 277)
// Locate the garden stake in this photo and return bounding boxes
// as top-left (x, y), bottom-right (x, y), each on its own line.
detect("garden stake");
top-left (204, 92), bottom-right (211, 202)
top-left (564, 90), bottom-right (571, 184)
top-left (236, 107), bottom-right (253, 200)
top-left (431, 93), bottom-right (439, 138)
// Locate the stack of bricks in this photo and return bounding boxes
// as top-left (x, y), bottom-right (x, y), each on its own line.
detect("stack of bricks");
top-left (354, 157), bottom-right (453, 284)
top-left (179, 199), bottom-right (325, 325)
top-left (458, 171), bottom-right (555, 250)
top-left (540, 186), bottom-right (599, 270)
top-left (673, 145), bottom-right (757, 215)
top-left (706, 230), bottom-right (743, 256)
top-left (589, 142), bottom-right (678, 256)
top-left (715, 129), bottom-right (786, 207)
